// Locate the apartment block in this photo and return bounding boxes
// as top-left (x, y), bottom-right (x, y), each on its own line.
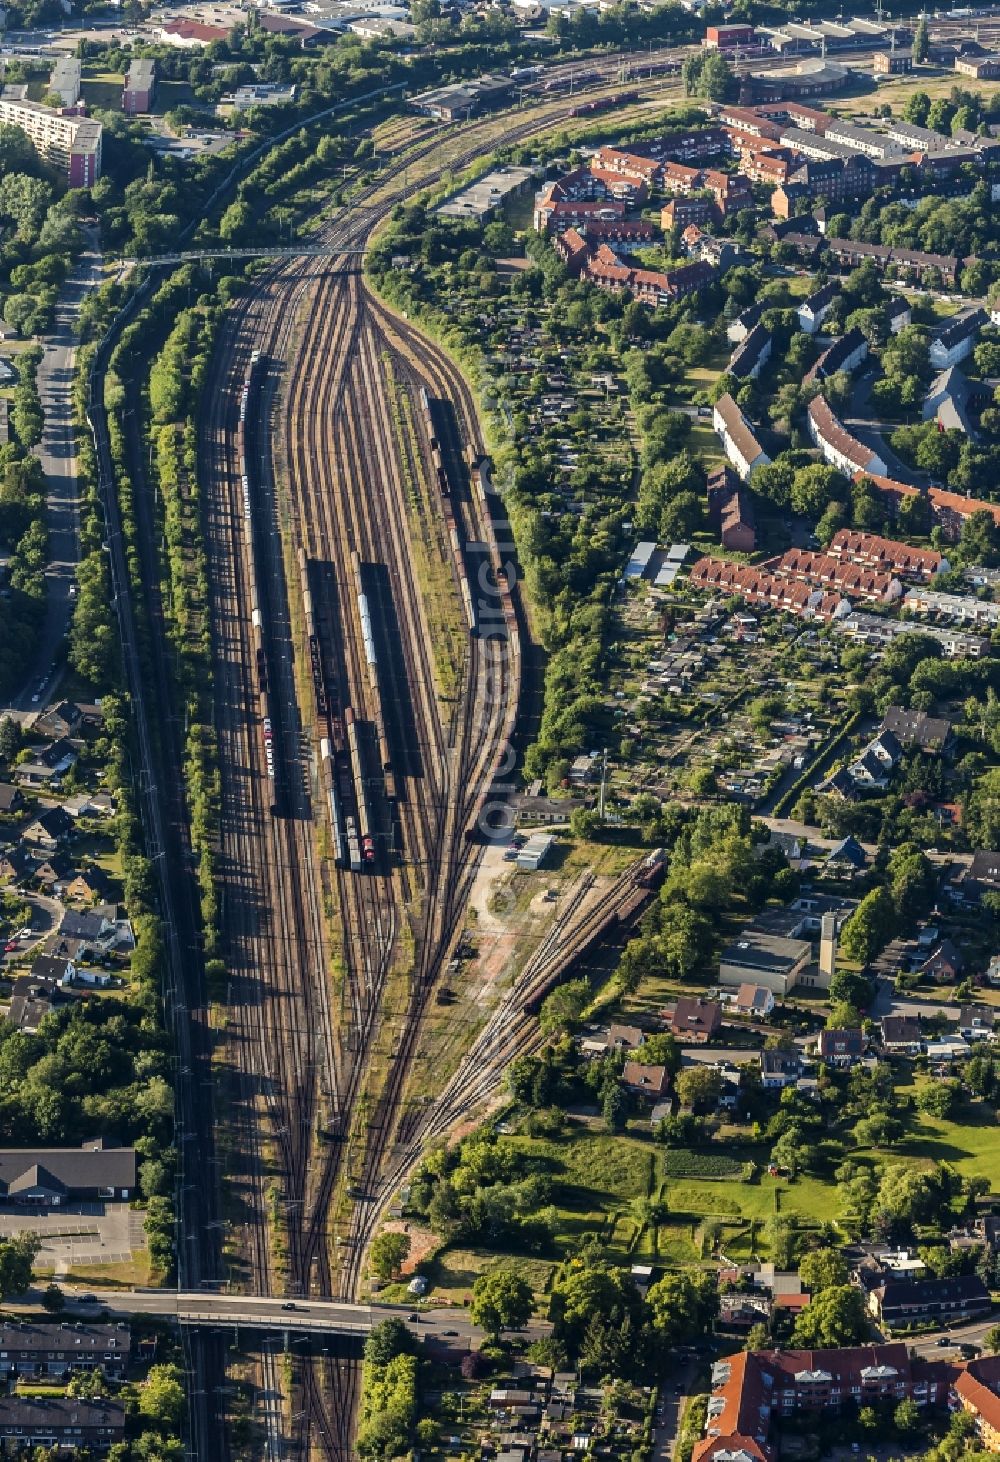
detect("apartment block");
top-left (123, 58), bottom-right (156, 115)
top-left (0, 98), bottom-right (101, 185)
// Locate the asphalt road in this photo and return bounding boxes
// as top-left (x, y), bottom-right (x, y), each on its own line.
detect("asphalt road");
top-left (41, 1288), bottom-right (551, 1347)
top-left (1, 238), bottom-right (102, 716)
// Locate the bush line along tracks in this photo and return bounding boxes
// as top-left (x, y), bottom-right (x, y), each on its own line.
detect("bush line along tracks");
top-left (126, 81), bottom-right (685, 1457)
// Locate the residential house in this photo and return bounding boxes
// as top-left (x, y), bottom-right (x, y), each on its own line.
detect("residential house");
top-left (880, 707), bottom-right (953, 754)
top-left (671, 997), bottom-right (722, 1044)
top-left (22, 806), bottom-right (72, 852)
top-left (886, 296), bottom-right (912, 334)
top-left (29, 954), bottom-right (74, 985)
top-left (729, 323), bottom-right (772, 380)
top-left (807, 396), bottom-right (888, 477)
top-left (0, 783), bottom-right (22, 815)
top-left (64, 866), bottom-right (115, 905)
top-left (869, 1273), bottom-right (991, 1328)
top-left (608, 1023), bottom-right (644, 1051)
top-left (14, 739), bottom-right (78, 786)
top-left (797, 280), bottom-right (838, 334)
top-left (919, 938), bottom-right (963, 984)
top-left (0, 1322), bottom-right (130, 1379)
top-left (0, 1395), bottom-right (125, 1451)
top-left (805, 327), bottom-right (869, 383)
top-left (880, 1015), bottom-right (922, 1054)
top-left (826, 835), bottom-right (867, 871)
top-left (727, 303), bottom-right (764, 344)
top-left (622, 1063), bottom-right (670, 1100)
top-left (929, 309), bottom-right (988, 370)
top-left (0, 846), bottom-right (32, 883)
top-left (706, 465), bottom-right (756, 552)
top-left (816, 1028), bottom-right (865, 1065)
top-left (735, 983), bottom-right (775, 1018)
top-left (713, 394), bottom-right (771, 482)
top-left (761, 1048), bottom-right (802, 1089)
top-left (691, 1343), bottom-right (952, 1462)
top-left (958, 1006), bottom-right (996, 1041)
top-left (6, 977), bottom-right (70, 1035)
top-left (0, 1140), bottom-right (136, 1206)
top-left (31, 703), bottom-right (82, 740)
top-left (32, 854), bottom-right (74, 894)
top-left (922, 365), bottom-right (983, 435)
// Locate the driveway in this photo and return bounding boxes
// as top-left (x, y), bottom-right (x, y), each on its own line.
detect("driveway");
top-left (871, 975), bottom-right (962, 1023)
top-left (2, 235), bottom-right (103, 715)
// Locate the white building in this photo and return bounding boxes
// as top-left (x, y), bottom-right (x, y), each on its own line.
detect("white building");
top-left (929, 308), bottom-right (987, 370)
top-left (713, 393), bottom-right (770, 482)
top-left (807, 396), bottom-right (887, 478)
top-left (0, 98), bottom-right (101, 184)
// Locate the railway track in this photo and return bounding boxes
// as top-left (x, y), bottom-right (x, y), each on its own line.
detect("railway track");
top-left (185, 68), bottom-right (693, 1455)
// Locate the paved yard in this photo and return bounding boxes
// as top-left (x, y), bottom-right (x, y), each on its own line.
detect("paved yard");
top-left (0, 1203), bottom-right (145, 1272)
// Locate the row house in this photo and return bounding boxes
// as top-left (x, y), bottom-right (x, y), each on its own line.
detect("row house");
top-left (827, 528), bottom-right (943, 581)
top-left (734, 140), bottom-right (800, 186)
top-left (0, 1323), bottom-right (131, 1380)
top-left (644, 125), bottom-right (729, 162)
top-left (770, 548), bottom-right (903, 603)
top-left (954, 1357), bottom-right (1000, 1451)
top-left (807, 396), bottom-right (887, 478)
top-left (855, 471), bottom-right (1000, 542)
top-left (903, 587), bottom-right (1000, 629)
top-left (835, 608), bottom-right (987, 659)
top-left (810, 409), bottom-right (875, 487)
top-left (583, 218), bottom-right (655, 248)
top-left (688, 557), bottom-right (849, 620)
top-left (713, 393), bottom-right (770, 481)
top-left (824, 236), bottom-right (960, 285)
top-left (804, 326), bottom-right (869, 383)
top-left (869, 1273), bottom-right (991, 1328)
top-left (719, 104), bottom-right (784, 140)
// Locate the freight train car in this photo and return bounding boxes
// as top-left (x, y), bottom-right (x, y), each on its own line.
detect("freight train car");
top-left (345, 708), bottom-right (376, 865)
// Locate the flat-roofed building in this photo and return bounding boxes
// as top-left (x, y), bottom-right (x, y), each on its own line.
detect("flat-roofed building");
top-left (0, 98), bottom-right (101, 184)
top-left (719, 929), bottom-right (812, 995)
top-left (48, 58), bottom-right (81, 108)
top-left (123, 57), bottom-right (156, 114)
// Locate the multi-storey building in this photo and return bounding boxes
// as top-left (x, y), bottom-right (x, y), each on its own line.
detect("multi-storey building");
top-left (0, 98), bottom-right (101, 184)
top-left (0, 1324), bottom-right (130, 1380)
top-left (693, 1345), bottom-right (953, 1462)
top-left (123, 58), bottom-right (156, 115)
top-left (48, 59), bottom-right (81, 108)
top-left (807, 396), bottom-right (887, 478)
top-left (713, 394), bottom-right (770, 481)
top-left (0, 1396), bottom-right (126, 1452)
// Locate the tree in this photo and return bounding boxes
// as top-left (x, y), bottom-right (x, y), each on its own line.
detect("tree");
top-left (984, 1325), bottom-right (1000, 1355)
top-left (646, 1271), bottom-right (718, 1346)
top-left (369, 1231), bottom-right (411, 1282)
top-left (675, 1066), bottom-right (723, 1114)
top-left (917, 1081), bottom-right (960, 1119)
top-left (42, 1282), bottom-right (65, 1313)
top-left (913, 15), bottom-right (929, 63)
top-left (0, 1233), bottom-right (38, 1299)
top-left (471, 1270), bottom-right (534, 1337)
top-left (790, 463), bottom-right (845, 519)
top-left (137, 1364), bottom-right (186, 1430)
top-left (539, 978), bottom-right (589, 1036)
top-left (791, 1284), bottom-right (868, 1348)
top-left (895, 1398), bottom-right (921, 1435)
top-left (798, 1249), bottom-right (848, 1294)
top-left (364, 1317), bottom-right (413, 1368)
top-left (839, 887), bottom-right (896, 965)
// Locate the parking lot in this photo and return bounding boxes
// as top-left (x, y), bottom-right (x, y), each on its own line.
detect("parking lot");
top-left (0, 1202), bottom-right (145, 1272)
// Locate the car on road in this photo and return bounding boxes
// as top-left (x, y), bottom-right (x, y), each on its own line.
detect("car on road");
top-left (936, 1336), bottom-right (952, 1347)
top-left (4, 941), bottom-right (18, 953)
top-left (77, 1294), bottom-right (96, 1304)
top-left (281, 1302), bottom-right (296, 1311)
top-left (442, 1330), bottom-right (458, 1336)
top-left (407, 1313), bottom-right (420, 1321)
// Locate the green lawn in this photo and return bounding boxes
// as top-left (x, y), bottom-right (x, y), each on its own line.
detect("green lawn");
top-left (81, 70), bottom-right (124, 111)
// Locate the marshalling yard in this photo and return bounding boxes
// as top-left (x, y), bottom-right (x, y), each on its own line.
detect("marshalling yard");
top-left (81, 14), bottom-right (1000, 1456)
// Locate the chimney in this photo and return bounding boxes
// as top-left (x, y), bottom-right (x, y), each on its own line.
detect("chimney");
top-left (819, 913), bottom-right (838, 983)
